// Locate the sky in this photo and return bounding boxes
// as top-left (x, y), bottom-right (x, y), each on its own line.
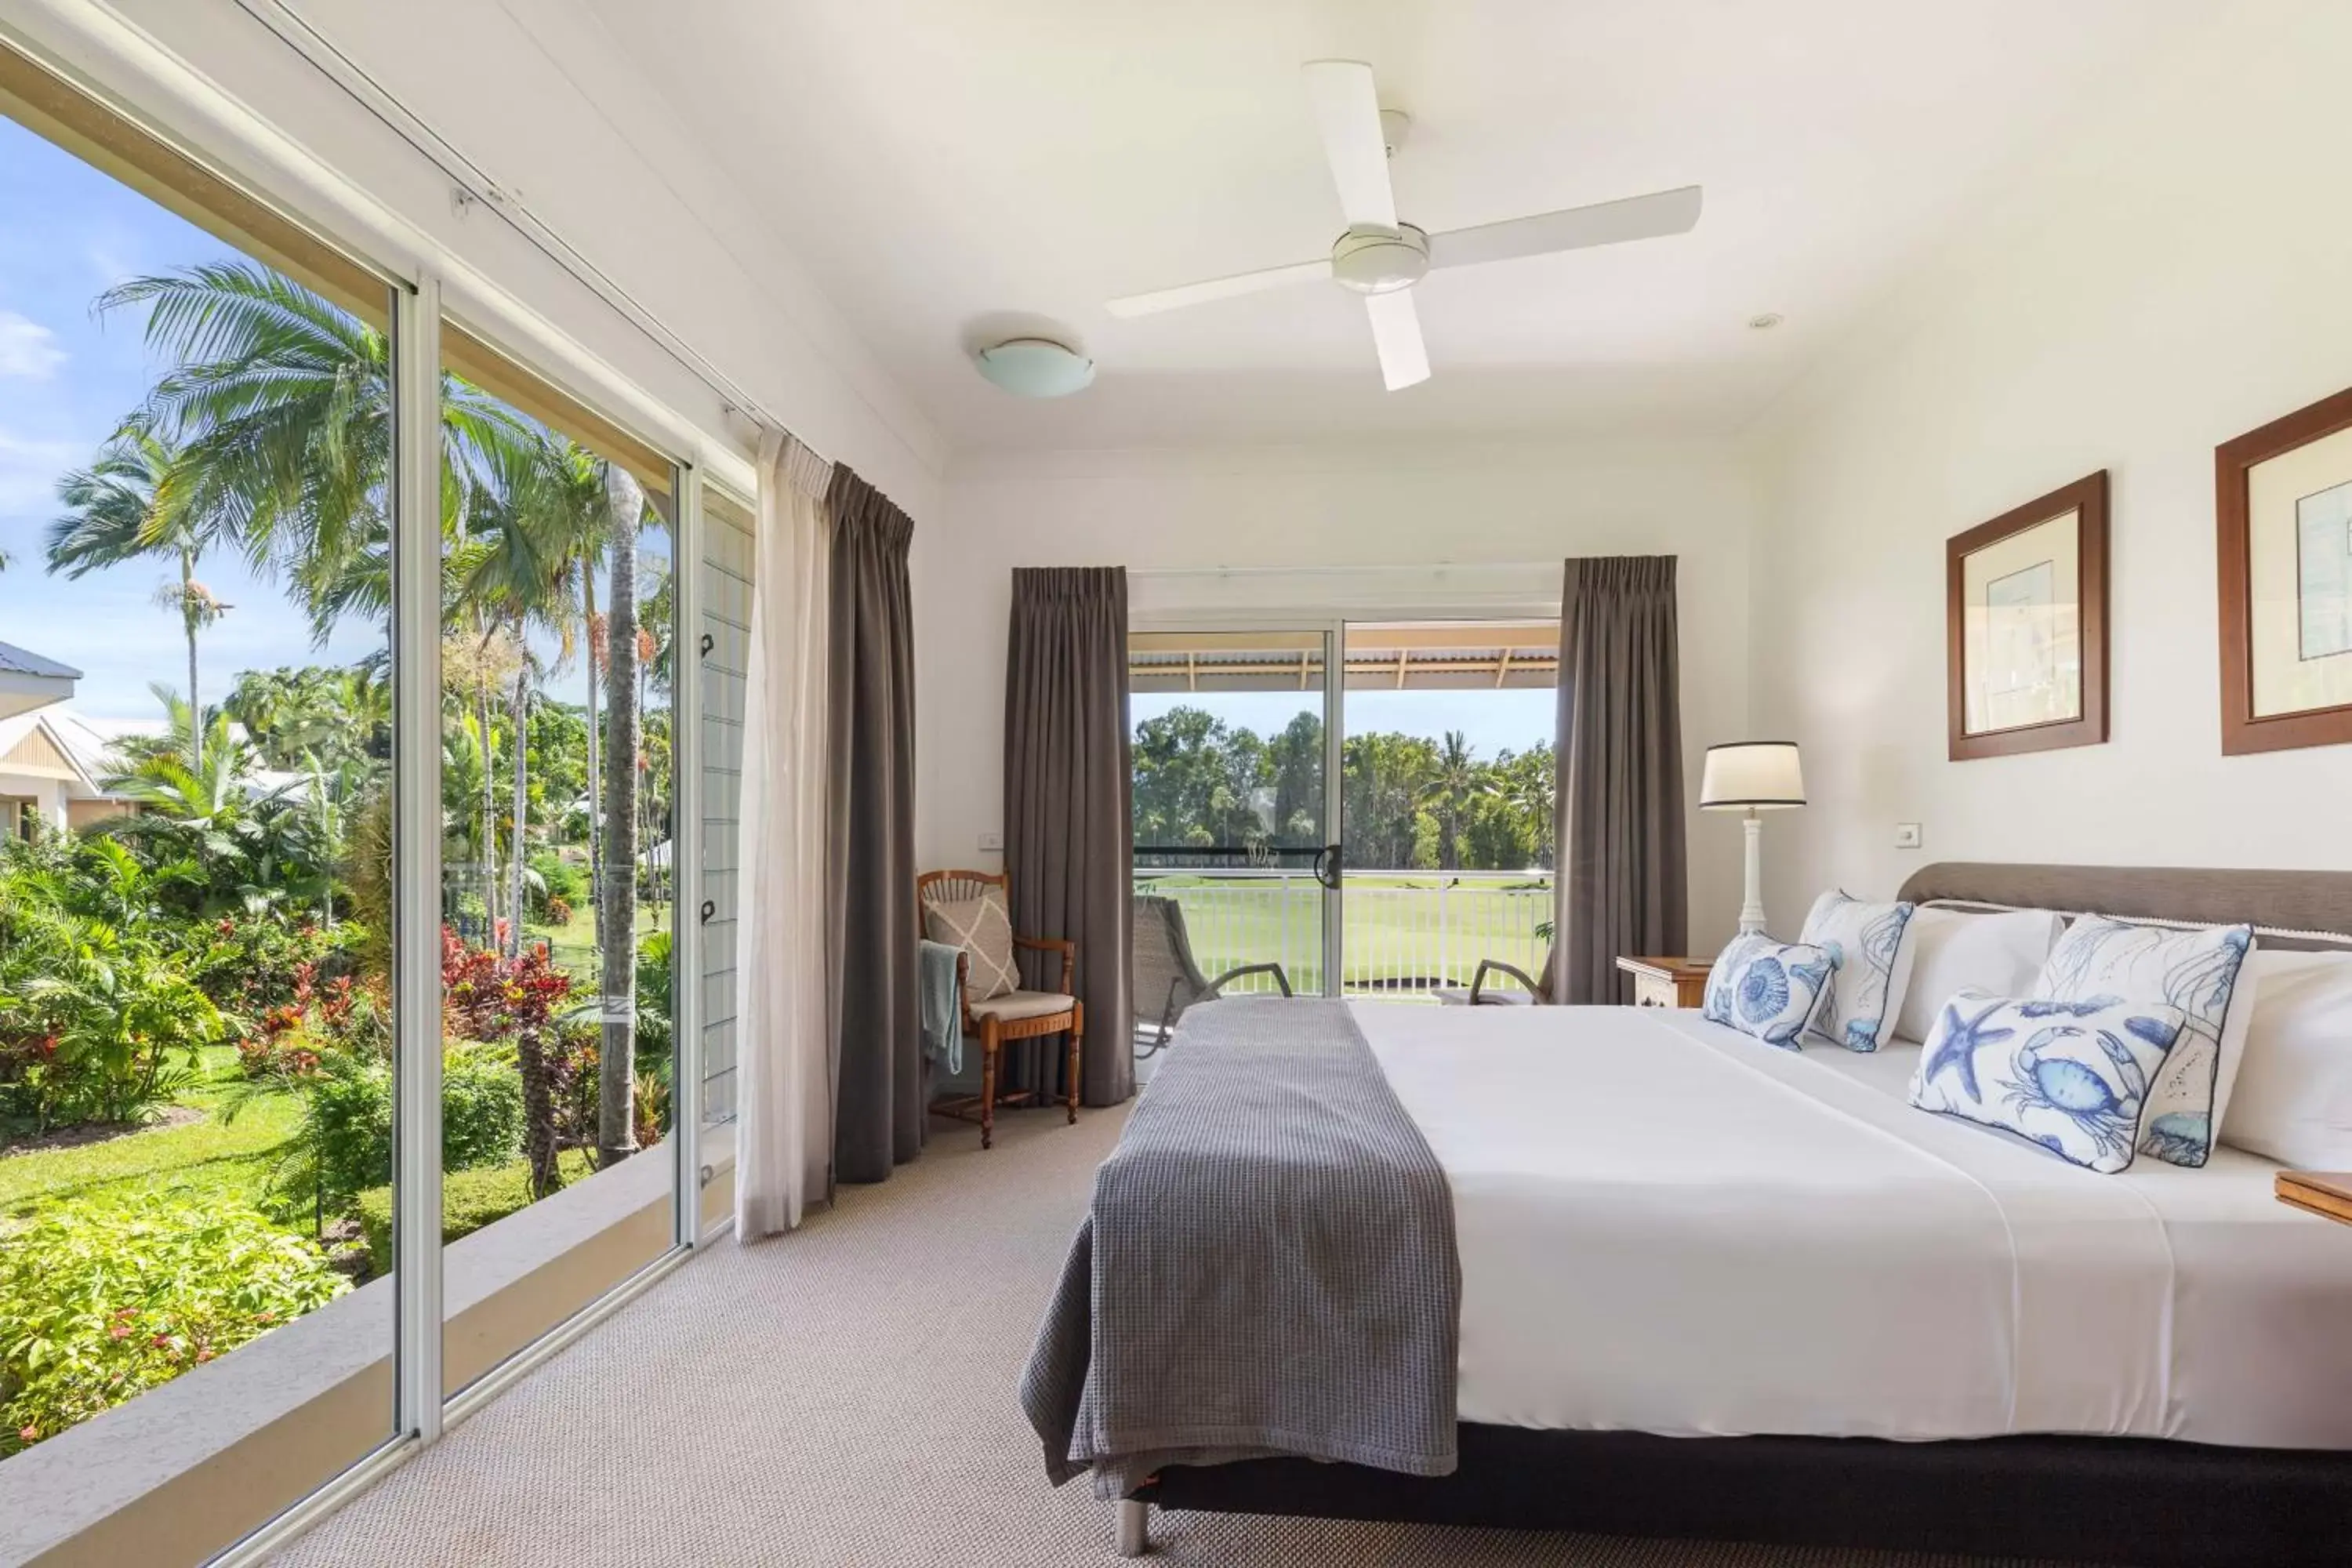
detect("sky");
top-left (0, 114), bottom-right (387, 719)
top-left (0, 114), bottom-right (684, 721)
top-left (1132, 687), bottom-right (1555, 760)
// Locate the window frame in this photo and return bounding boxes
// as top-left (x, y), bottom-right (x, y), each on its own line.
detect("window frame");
top-left (0, 20), bottom-right (729, 1563)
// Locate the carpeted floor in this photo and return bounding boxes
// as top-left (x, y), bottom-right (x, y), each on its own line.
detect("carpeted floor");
top-left (274, 1103), bottom-right (2082, 1568)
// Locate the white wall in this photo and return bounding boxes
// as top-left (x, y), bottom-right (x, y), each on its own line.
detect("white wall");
top-left (1748, 0), bottom-right (2352, 914)
top-left (9, 0), bottom-right (942, 513)
top-left (920, 437), bottom-right (1761, 952)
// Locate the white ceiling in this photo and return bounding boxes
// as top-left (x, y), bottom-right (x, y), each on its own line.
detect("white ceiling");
top-left (574, 0), bottom-right (2221, 454)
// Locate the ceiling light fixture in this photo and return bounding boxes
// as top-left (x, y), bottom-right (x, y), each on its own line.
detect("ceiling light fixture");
top-left (1748, 312), bottom-right (1784, 331)
top-left (972, 337), bottom-right (1095, 398)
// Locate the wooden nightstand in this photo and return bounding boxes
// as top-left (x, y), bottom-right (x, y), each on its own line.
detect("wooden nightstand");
top-left (1615, 955), bottom-right (1712, 1010)
top-left (2276, 1171), bottom-right (2352, 1225)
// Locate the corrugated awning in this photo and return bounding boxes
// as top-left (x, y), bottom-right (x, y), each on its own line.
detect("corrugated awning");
top-left (1129, 622), bottom-right (1559, 693)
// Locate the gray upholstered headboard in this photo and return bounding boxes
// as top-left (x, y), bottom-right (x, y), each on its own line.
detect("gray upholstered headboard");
top-left (1895, 862), bottom-right (2352, 949)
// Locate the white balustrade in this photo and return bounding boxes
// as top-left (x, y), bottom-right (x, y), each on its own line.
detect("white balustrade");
top-left (1131, 869), bottom-right (1555, 1001)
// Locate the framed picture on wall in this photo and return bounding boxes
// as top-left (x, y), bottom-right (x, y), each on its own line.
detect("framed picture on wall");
top-left (2217, 385), bottom-right (2352, 754)
top-left (1946, 470), bottom-right (2110, 760)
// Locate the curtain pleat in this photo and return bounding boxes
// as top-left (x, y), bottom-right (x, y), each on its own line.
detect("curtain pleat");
top-left (826, 465), bottom-right (923, 1184)
top-left (1554, 556), bottom-right (1689, 1004)
top-left (735, 433), bottom-right (833, 1238)
top-left (1003, 567), bottom-right (1135, 1108)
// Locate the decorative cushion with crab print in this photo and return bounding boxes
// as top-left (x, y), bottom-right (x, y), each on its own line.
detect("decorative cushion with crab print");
top-left (1908, 989), bottom-right (2190, 1173)
top-left (1702, 933), bottom-right (1837, 1050)
top-left (2033, 916), bottom-right (2259, 1168)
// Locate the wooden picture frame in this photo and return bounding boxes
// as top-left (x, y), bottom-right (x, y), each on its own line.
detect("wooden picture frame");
top-left (2216, 385), bottom-right (2352, 755)
top-left (1946, 470), bottom-right (2109, 761)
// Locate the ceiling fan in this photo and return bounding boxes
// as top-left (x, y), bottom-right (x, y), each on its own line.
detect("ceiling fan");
top-left (1106, 59), bottom-right (1703, 392)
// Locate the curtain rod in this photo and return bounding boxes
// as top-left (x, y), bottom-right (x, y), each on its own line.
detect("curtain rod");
top-left (232, 0), bottom-right (825, 467)
top-left (1130, 561), bottom-right (1563, 579)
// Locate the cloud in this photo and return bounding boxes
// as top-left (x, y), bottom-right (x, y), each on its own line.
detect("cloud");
top-left (0, 311), bottom-right (66, 380)
top-left (0, 427), bottom-right (80, 513)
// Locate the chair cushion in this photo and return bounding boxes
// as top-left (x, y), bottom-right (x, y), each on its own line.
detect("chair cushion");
top-left (925, 890), bottom-right (1019, 999)
top-left (967, 989), bottom-right (1076, 1023)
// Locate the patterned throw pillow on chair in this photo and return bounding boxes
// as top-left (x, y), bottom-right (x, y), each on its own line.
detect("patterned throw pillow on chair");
top-left (1703, 933), bottom-right (1837, 1050)
top-left (1908, 989), bottom-right (2190, 1174)
top-left (924, 891), bottom-right (1020, 1000)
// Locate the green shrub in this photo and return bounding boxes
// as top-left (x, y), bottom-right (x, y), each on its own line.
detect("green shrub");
top-left (0, 1200), bottom-right (347, 1453)
top-left (441, 1044), bottom-right (526, 1171)
top-left (252, 1045), bottom-right (524, 1224)
top-left (353, 1152), bottom-right (587, 1277)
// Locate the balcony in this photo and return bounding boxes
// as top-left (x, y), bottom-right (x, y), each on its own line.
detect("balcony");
top-left (1130, 868), bottom-right (1554, 1002)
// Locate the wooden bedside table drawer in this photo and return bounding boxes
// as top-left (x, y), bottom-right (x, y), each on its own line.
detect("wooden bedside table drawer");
top-left (1615, 955), bottom-right (1711, 1010)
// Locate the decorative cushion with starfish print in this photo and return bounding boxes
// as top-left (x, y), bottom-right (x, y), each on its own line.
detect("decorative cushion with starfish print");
top-left (1909, 989), bottom-right (2189, 1173)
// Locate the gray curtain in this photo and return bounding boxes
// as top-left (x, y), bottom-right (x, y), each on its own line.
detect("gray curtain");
top-left (826, 465), bottom-right (922, 1185)
top-left (1554, 556), bottom-right (1688, 1004)
top-left (1003, 567), bottom-right (1135, 1107)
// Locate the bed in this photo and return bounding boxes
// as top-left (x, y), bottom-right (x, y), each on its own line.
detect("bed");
top-left (1025, 863), bottom-right (2352, 1566)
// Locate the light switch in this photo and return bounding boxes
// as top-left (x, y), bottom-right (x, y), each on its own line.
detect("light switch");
top-left (978, 829), bottom-right (1004, 853)
top-left (1893, 822), bottom-right (1922, 850)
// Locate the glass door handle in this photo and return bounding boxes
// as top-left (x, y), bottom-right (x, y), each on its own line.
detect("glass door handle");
top-left (1313, 844), bottom-right (1342, 891)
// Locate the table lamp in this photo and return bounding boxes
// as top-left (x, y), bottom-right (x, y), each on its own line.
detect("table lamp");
top-left (1699, 742), bottom-right (1806, 935)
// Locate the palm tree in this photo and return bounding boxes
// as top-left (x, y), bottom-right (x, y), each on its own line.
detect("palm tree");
top-left (100, 263), bottom-right (525, 633)
top-left (597, 463), bottom-right (645, 1169)
top-left (1419, 731), bottom-right (1483, 871)
top-left (459, 435), bottom-right (609, 954)
top-left (49, 424), bottom-right (228, 766)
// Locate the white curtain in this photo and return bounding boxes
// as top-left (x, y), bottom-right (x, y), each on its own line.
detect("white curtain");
top-left (735, 430), bottom-right (834, 1239)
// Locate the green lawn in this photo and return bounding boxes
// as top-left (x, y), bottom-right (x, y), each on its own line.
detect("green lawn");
top-left (1136, 873), bottom-right (1552, 995)
top-left (525, 900), bottom-right (671, 983)
top-left (0, 1046), bottom-right (302, 1221)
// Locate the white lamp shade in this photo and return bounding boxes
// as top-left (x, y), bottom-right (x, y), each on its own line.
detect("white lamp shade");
top-left (1700, 742), bottom-right (1805, 810)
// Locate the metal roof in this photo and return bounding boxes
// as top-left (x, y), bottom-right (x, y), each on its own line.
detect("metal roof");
top-left (0, 641), bottom-right (84, 681)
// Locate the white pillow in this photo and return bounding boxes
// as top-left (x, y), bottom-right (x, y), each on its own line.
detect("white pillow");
top-left (2032, 915), bottom-right (2259, 1168)
top-left (1797, 889), bottom-right (1918, 1052)
top-left (1893, 907), bottom-right (2065, 1044)
top-left (2218, 949), bottom-right (2352, 1167)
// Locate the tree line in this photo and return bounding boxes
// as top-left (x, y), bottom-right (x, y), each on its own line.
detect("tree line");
top-left (1132, 707), bottom-right (1556, 872)
top-left (26, 260), bottom-right (666, 1172)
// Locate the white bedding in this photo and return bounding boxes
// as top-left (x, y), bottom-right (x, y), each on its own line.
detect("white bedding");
top-left (1352, 1001), bottom-right (2352, 1449)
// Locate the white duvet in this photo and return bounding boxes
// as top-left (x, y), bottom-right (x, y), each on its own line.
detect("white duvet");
top-left (1352, 1002), bottom-right (2352, 1449)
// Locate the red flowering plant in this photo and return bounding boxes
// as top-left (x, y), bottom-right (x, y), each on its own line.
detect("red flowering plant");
top-left (441, 929), bottom-right (578, 1198)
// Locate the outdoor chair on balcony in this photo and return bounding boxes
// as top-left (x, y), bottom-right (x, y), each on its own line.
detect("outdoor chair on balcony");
top-left (1432, 943), bottom-right (1558, 1006)
top-left (1131, 893), bottom-right (1292, 1058)
top-left (917, 869), bottom-right (1080, 1151)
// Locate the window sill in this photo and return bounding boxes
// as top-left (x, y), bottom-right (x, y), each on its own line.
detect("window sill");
top-left (0, 1128), bottom-right (731, 1568)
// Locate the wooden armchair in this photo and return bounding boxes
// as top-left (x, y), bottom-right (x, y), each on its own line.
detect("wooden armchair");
top-left (916, 869), bottom-right (1083, 1150)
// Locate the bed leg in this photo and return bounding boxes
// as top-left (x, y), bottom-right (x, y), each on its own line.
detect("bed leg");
top-left (1116, 1498), bottom-right (1149, 1557)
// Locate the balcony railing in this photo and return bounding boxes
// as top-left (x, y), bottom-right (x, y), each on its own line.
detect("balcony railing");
top-left (1131, 868), bottom-right (1555, 1001)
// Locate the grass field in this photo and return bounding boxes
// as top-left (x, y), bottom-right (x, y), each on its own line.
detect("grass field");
top-left (0, 1045), bottom-right (301, 1220)
top-left (1136, 873), bottom-right (1552, 996)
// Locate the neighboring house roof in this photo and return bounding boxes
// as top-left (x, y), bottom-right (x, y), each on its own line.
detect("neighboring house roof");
top-left (0, 641), bottom-right (83, 681)
top-left (0, 710), bottom-right (111, 797)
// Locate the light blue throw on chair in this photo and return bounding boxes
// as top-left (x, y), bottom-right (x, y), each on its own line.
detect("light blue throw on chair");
top-left (919, 938), bottom-right (966, 1074)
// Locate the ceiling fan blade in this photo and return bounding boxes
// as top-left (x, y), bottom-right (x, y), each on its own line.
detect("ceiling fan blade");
top-left (1302, 59), bottom-right (1397, 229)
top-left (1106, 256), bottom-right (1334, 318)
top-left (1428, 185), bottom-right (1703, 271)
top-left (1363, 289), bottom-right (1429, 391)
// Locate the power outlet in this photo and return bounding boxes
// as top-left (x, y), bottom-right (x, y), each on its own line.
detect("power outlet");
top-left (1893, 822), bottom-right (1922, 850)
top-left (978, 829), bottom-right (1004, 854)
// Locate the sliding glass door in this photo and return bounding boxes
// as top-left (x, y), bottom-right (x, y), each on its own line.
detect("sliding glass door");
top-left (1127, 630), bottom-right (1339, 1041)
top-left (1126, 619), bottom-right (1562, 1023)
top-left (0, 33), bottom-right (712, 1561)
top-left (1338, 622), bottom-right (1559, 1000)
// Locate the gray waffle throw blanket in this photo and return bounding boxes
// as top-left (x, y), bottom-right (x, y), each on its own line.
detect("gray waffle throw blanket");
top-left (1019, 996), bottom-right (1460, 1497)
